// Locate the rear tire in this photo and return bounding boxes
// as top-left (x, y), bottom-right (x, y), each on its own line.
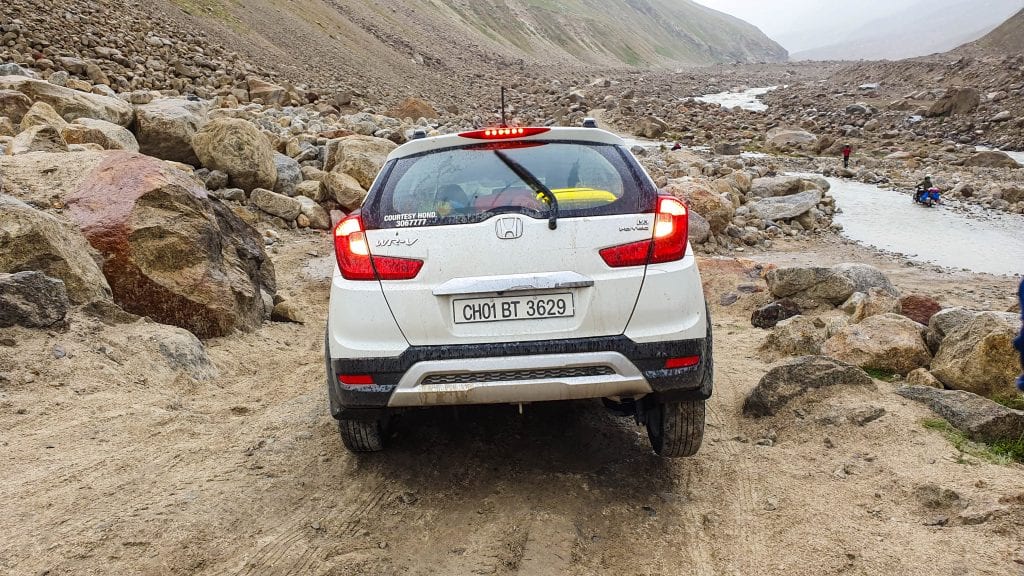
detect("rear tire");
top-left (338, 417), bottom-right (388, 452)
top-left (646, 399), bottom-right (705, 457)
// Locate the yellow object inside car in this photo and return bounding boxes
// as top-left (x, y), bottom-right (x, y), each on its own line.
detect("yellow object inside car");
top-left (545, 187), bottom-right (618, 209)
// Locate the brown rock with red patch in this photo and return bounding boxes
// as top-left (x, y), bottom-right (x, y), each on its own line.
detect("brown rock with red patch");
top-left (900, 294), bottom-right (942, 326)
top-left (68, 152), bottom-right (276, 338)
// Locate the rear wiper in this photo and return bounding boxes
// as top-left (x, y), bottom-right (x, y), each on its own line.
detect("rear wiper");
top-left (494, 150), bottom-right (558, 230)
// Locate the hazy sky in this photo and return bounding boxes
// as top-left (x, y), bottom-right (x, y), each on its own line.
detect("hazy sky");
top-left (691, 0), bottom-right (1024, 52)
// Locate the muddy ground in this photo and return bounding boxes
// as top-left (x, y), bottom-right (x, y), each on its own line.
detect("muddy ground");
top-left (1, 229), bottom-right (1023, 576)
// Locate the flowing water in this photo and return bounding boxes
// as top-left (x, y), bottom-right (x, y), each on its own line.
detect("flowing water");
top-left (824, 177), bottom-right (1024, 276)
top-left (695, 86), bottom-right (777, 112)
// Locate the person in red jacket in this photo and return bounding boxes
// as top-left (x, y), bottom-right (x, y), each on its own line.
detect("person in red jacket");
top-left (842, 144), bottom-right (852, 169)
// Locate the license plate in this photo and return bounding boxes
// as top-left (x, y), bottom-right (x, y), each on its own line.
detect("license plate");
top-left (453, 293), bottom-right (575, 324)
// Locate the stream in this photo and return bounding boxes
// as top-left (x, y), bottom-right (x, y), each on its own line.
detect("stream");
top-left (695, 86), bottom-right (777, 112)
top-left (824, 177), bottom-right (1024, 276)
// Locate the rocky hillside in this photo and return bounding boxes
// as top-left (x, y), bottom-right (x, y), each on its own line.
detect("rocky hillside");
top-left (968, 7), bottom-right (1024, 54)
top-left (0, 0), bottom-right (785, 109)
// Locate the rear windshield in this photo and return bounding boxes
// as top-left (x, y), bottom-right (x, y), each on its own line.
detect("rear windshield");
top-left (363, 141), bottom-right (655, 229)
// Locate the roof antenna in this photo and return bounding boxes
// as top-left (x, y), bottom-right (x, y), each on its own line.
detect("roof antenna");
top-left (500, 86), bottom-right (507, 128)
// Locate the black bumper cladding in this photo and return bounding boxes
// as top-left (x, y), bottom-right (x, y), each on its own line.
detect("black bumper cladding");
top-left (327, 335), bottom-right (712, 419)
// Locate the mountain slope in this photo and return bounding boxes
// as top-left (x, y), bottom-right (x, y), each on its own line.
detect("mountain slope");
top-left (789, 0), bottom-right (1021, 61)
top-left (967, 7), bottom-right (1024, 53)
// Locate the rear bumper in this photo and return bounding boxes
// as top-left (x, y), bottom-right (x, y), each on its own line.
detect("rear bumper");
top-left (327, 335), bottom-right (711, 418)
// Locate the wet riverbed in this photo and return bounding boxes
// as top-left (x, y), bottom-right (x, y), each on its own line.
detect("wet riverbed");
top-left (825, 177), bottom-right (1024, 276)
top-left (695, 86), bottom-right (777, 112)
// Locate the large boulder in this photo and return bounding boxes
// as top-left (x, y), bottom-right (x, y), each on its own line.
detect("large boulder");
top-left (250, 188), bottom-right (302, 220)
top-left (61, 118), bottom-right (139, 151)
top-left (664, 178), bottom-right (734, 234)
top-left (272, 153), bottom-right (302, 197)
top-left (10, 125), bottom-right (68, 154)
top-left (19, 101), bottom-right (68, 131)
top-left (900, 294), bottom-right (942, 326)
top-left (896, 386), bottom-right (1024, 443)
top-left (388, 97), bottom-right (438, 120)
top-left (247, 78), bottom-right (288, 106)
top-left (963, 151), bottom-right (1021, 169)
top-left (0, 89), bottom-right (32, 124)
top-left (925, 87), bottom-right (981, 117)
top-left (766, 128), bottom-right (817, 151)
top-left (832, 263), bottom-right (897, 296)
top-left (67, 152), bottom-right (276, 338)
top-left (0, 151), bottom-right (109, 207)
top-left (0, 271), bottom-right (69, 328)
top-left (749, 176), bottom-right (807, 198)
top-left (323, 135), bottom-right (397, 190)
top-left (192, 118), bottom-right (277, 192)
top-left (765, 266), bottom-right (856, 305)
top-left (324, 170), bottom-right (368, 210)
top-left (636, 116), bottom-right (669, 139)
top-left (134, 99), bottom-right (209, 165)
top-left (930, 312), bottom-right (1020, 398)
top-left (743, 355), bottom-right (874, 417)
top-left (847, 287), bottom-right (902, 324)
top-left (295, 196), bottom-right (331, 229)
top-left (0, 194), bottom-right (111, 304)
top-left (748, 190), bottom-right (821, 221)
top-left (0, 75), bottom-right (134, 126)
top-left (760, 315), bottom-right (825, 360)
top-left (688, 211), bottom-right (711, 244)
top-left (821, 313), bottom-right (931, 375)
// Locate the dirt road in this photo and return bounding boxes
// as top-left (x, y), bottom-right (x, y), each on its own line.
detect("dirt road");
top-left (1, 230), bottom-right (1022, 576)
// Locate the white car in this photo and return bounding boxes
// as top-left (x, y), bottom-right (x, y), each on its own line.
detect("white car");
top-left (325, 123), bottom-right (712, 456)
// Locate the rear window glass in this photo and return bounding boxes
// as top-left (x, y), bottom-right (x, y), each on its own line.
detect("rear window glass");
top-left (363, 141), bottom-right (653, 229)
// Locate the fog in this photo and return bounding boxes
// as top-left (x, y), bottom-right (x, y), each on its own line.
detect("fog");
top-left (693, 0), bottom-right (1024, 56)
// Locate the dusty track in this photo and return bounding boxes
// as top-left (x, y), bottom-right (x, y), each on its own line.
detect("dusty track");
top-left (1, 230), bottom-right (1022, 576)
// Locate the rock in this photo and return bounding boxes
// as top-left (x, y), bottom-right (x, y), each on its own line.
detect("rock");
top-left (324, 170), bottom-right (368, 211)
top-left (61, 118), bottom-right (139, 151)
top-left (271, 299), bottom-right (305, 323)
top-left (765, 266), bottom-right (856, 305)
top-left (0, 271), bottom-right (69, 328)
top-left (663, 179), bottom-right (734, 234)
top-left (0, 117), bottom-right (13, 137)
top-left (761, 315), bottom-right (825, 360)
top-left (250, 188), bottom-right (302, 220)
top-left (247, 78), bottom-right (288, 106)
top-left (134, 99), bottom-right (209, 165)
top-left (203, 170), bottom-right (229, 191)
top-left (10, 125), bottom-right (68, 154)
top-left (68, 152), bottom-right (276, 338)
top-left (713, 142), bottom-right (743, 155)
top-left (688, 211), bottom-right (711, 243)
top-left (749, 176), bottom-right (808, 198)
top-left (0, 89), bottom-right (32, 124)
top-left (743, 355), bottom-right (874, 417)
top-left (272, 153), bottom-right (302, 197)
top-left (192, 118), bottom-right (277, 192)
top-left (636, 116), bottom-right (668, 138)
top-left (907, 368), bottom-right (943, 388)
top-left (751, 299), bottom-right (802, 329)
top-left (296, 179), bottom-right (326, 202)
top-left (748, 190), bottom-right (821, 220)
top-left (0, 151), bottom-right (109, 207)
top-left (19, 101), bottom-right (68, 131)
top-left (388, 97), bottom-right (438, 120)
top-left (153, 327), bottom-right (218, 380)
top-left (896, 386), bottom-right (1024, 443)
top-left (832, 263), bottom-right (897, 296)
top-left (766, 128), bottom-right (817, 151)
top-left (323, 135), bottom-right (397, 190)
top-left (930, 312), bottom-right (1020, 398)
top-left (900, 295), bottom-right (942, 325)
top-left (0, 75), bottom-right (134, 126)
top-left (0, 63), bottom-right (32, 77)
top-left (963, 151), bottom-right (1021, 169)
top-left (295, 196), bottom-right (330, 229)
top-left (925, 87), bottom-right (981, 117)
top-left (0, 194), bottom-right (111, 304)
top-left (848, 287), bottom-right (902, 324)
top-left (821, 313), bottom-right (931, 375)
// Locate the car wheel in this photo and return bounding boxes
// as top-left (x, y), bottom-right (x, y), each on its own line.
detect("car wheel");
top-left (338, 417), bottom-right (389, 452)
top-left (646, 398), bottom-right (705, 457)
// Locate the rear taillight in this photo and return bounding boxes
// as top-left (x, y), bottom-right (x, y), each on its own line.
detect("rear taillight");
top-left (333, 215), bottom-right (423, 281)
top-left (459, 127), bottom-right (551, 139)
top-left (599, 196), bottom-right (689, 268)
top-left (338, 374), bottom-right (374, 386)
top-left (665, 356), bottom-right (700, 369)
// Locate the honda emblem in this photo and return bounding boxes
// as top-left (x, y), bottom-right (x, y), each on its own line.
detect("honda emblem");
top-left (495, 217), bottom-right (524, 239)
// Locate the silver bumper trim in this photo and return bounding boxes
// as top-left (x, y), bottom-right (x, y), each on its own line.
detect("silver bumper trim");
top-left (386, 352), bottom-right (652, 407)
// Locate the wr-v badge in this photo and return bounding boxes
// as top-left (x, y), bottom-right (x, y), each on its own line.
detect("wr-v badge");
top-left (495, 217), bottom-right (524, 239)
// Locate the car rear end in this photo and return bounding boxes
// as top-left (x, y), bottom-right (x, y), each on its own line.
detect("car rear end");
top-left (326, 125), bottom-right (712, 456)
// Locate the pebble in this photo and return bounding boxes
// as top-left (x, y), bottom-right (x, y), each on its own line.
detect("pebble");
top-left (51, 344), bottom-right (66, 359)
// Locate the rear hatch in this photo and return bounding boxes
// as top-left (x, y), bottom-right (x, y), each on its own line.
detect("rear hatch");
top-left (361, 134), bottom-right (658, 347)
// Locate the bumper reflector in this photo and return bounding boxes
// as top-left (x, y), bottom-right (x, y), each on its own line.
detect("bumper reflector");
top-left (664, 356), bottom-right (700, 369)
top-left (338, 374), bottom-right (375, 386)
